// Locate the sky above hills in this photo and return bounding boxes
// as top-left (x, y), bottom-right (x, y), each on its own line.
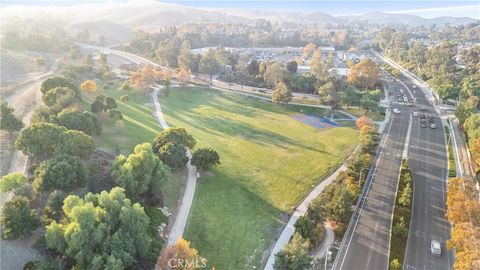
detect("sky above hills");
top-left (1, 0), bottom-right (479, 19)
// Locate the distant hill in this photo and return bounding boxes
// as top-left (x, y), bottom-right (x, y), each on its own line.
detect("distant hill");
top-left (338, 11), bottom-right (478, 27)
top-left (70, 20), bottom-right (132, 45)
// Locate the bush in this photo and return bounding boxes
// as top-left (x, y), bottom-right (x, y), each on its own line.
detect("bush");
top-left (0, 173), bottom-right (27, 192)
top-left (80, 80), bottom-right (97, 92)
top-left (1, 196), bottom-right (39, 240)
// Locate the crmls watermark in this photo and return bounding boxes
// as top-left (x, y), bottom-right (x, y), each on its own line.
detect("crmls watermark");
top-left (167, 258), bottom-right (208, 268)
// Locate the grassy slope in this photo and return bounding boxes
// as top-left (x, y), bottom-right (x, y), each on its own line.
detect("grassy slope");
top-left (159, 86), bottom-right (359, 269)
top-left (82, 82), bottom-right (183, 211)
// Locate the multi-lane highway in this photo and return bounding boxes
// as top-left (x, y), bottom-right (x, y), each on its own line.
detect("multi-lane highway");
top-left (332, 53), bottom-right (452, 270)
top-left (332, 68), bottom-right (412, 270)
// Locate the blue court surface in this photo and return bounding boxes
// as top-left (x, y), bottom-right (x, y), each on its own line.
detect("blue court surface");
top-left (292, 114), bottom-right (341, 129)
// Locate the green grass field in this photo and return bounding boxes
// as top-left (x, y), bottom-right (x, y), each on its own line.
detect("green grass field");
top-left (345, 107), bottom-right (385, 122)
top-left (159, 86), bottom-right (359, 269)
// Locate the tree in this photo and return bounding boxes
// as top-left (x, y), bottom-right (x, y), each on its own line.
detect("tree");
top-left (303, 42), bottom-right (317, 59)
top-left (40, 76), bottom-right (79, 97)
top-left (41, 86), bottom-right (78, 108)
top-left (42, 190), bottom-right (67, 226)
top-left (464, 113), bottom-right (480, 140)
top-left (273, 233), bottom-right (312, 270)
top-left (80, 80), bottom-right (97, 92)
top-left (264, 62), bottom-right (290, 87)
top-left (286, 61), bottom-right (298, 73)
top-left (157, 142), bottom-right (189, 170)
top-left (390, 259), bottom-right (402, 270)
top-left (16, 122), bottom-right (65, 160)
top-left (156, 39), bottom-right (180, 68)
top-left (177, 40), bottom-right (197, 71)
top-left (272, 81), bottom-right (292, 104)
top-left (191, 148), bottom-right (221, 171)
top-left (199, 49), bottom-right (220, 84)
top-left (157, 238), bottom-right (207, 270)
top-left (355, 116), bottom-right (374, 129)
top-left (0, 173), bottom-right (27, 193)
top-left (1, 196), bottom-right (39, 240)
top-left (109, 109), bottom-right (123, 122)
top-left (111, 143), bottom-right (170, 200)
top-left (0, 98), bottom-right (24, 134)
top-left (105, 97), bottom-right (117, 111)
top-left (91, 100), bottom-right (105, 114)
top-left (294, 216), bottom-right (315, 241)
top-left (50, 109), bottom-right (102, 136)
top-left (340, 86), bottom-right (358, 109)
top-left (460, 45), bottom-right (480, 75)
top-left (120, 95), bottom-right (130, 102)
top-left (152, 128), bottom-right (196, 152)
top-left (121, 81), bottom-right (132, 92)
top-left (163, 78), bottom-right (171, 97)
top-left (33, 154), bottom-right (88, 192)
top-left (348, 59), bottom-right (381, 89)
top-left (310, 50), bottom-right (333, 81)
top-left (318, 80), bottom-right (339, 110)
top-left (45, 187), bottom-right (154, 269)
top-left (129, 65), bottom-right (160, 93)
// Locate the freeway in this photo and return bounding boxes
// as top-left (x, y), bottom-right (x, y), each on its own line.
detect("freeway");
top-left (332, 75), bottom-right (411, 270)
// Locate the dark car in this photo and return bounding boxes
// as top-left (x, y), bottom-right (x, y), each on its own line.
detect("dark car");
top-left (420, 118), bottom-right (426, 123)
top-left (420, 113), bottom-right (426, 119)
top-left (421, 123), bottom-right (427, 128)
top-left (428, 115), bottom-right (434, 122)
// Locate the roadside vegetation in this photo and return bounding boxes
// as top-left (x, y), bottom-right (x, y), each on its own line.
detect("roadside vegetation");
top-left (445, 178), bottom-right (480, 269)
top-left (444, 126), bottom-right (457, 177)
top-left (159, 86), bottom-right (359, 269)
top-left (388, 159), bottom-right (413, 270)
top-left (274, 116), bottom-right (379, 269)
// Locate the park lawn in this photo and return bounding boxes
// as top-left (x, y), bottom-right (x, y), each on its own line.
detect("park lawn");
top-left (345, 106), bottom-right (385, 122)
top-left (81, 82), bottom-right (183, 212)
top-left (82, 82), bottom-right (162, 155)
top-left (159, 86), bottom-right (359, 269)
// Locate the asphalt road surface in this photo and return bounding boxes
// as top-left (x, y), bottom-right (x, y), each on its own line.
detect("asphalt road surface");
top-left (332, 88), bottom-right (410, 270)
top-left (399, 72), bottom-right (453, 270)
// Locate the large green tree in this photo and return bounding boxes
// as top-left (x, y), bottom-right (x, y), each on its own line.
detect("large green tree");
top-left (50, 109), bottom-right (102, 136)
top-left (45, 187), bottom-right (154, 269)
top-left (0, 173), bottom-right (27, 193)
top-left (0, 99), bottom-right (24, 134)
top-left (272, 81), bottom-right (292, 104)
top-left (152, 128), bottom-right (196, 152)
top-left (191, 148), bottom-right (221, 171)
top-left (16, 122), bottom-right (95, 160)
top-left (40, 76), bottom-right (79, 97)
top-left (111, 143), bottom-right (169, 200)
top-left (199, 49), bottom-right (220, 84)
top-left (33, 154), bottom-right (88, 192)
top-left (1, 196), bottom-right (39, 240)
top-left (157, 142), bottom-right (189, 170)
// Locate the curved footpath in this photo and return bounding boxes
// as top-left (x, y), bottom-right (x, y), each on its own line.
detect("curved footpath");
top-left (264, 164), bottom-right (347, 270)
top-left (151, 87), bottom-right (198, 245)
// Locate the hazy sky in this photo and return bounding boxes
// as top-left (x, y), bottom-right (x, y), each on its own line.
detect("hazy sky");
top-left (2, 0), bottom-right (479, 19)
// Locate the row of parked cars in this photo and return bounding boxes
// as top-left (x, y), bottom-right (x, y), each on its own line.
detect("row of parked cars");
top-left (413, 111), bottom-right (436, 129)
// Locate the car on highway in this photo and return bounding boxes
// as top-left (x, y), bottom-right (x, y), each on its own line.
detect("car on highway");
top-left (412, 85), bottom-right (417, 88)
top-left (431, 240), bottom-right (441, 256)
top-left (397, 96), bottom-right (403, 102)
top-left (428, 115), bottom-right (434, 122)
top-left (420, 118), bottom-right (426, 123)
top-left (421, 123), bottom-right (427, 128)
top-left (420, 113), bottom-right (426, 119)
top-left (430, 123), bottom-right (437, 129)
top-left (393, 108), bottom-right (401, 114)
top-left (413, 112), bottom-right (418, 117)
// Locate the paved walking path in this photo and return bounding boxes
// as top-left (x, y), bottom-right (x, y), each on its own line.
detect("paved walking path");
top-left (151, 87), bottom-right (198, 245)
top-left (264, 164), bottom-right (347, 270)
top-left (311, 221), bottom-right (334, 259)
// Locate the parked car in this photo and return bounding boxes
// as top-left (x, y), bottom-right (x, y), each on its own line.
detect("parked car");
top-left (430, 123), bottom-right (437, 129)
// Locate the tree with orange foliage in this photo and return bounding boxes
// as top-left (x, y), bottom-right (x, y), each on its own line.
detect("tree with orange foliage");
top-left (80, 80), bottom-right (97, 92)
top-left (303, 42), bottom-right (317, 59)
top-left (348, 59), bottom-right (381, 89)
top-left (178, 67), bottom-right (192, 85)
top-left (470, 138), bottom-right (480, 177)
top-left (157, 238), bottom-right (207, 270)
top-left (446, 177), bottom-right (480, 270)
top-left (129, 65), bottom-right (159, 93)
top-left (356, 116), bottom-right (374, 129)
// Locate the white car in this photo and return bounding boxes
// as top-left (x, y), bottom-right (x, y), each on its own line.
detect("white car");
top-left (400, 89), bottom-right (404, 93)
top-left (412, 85), bottom-right (417, 88)
top-left (393, 108), bottom-right (401, 114)
top-left (431, 240), bottom-right (441, 256)
top-left (413, 112), bottom-right (418, 117)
